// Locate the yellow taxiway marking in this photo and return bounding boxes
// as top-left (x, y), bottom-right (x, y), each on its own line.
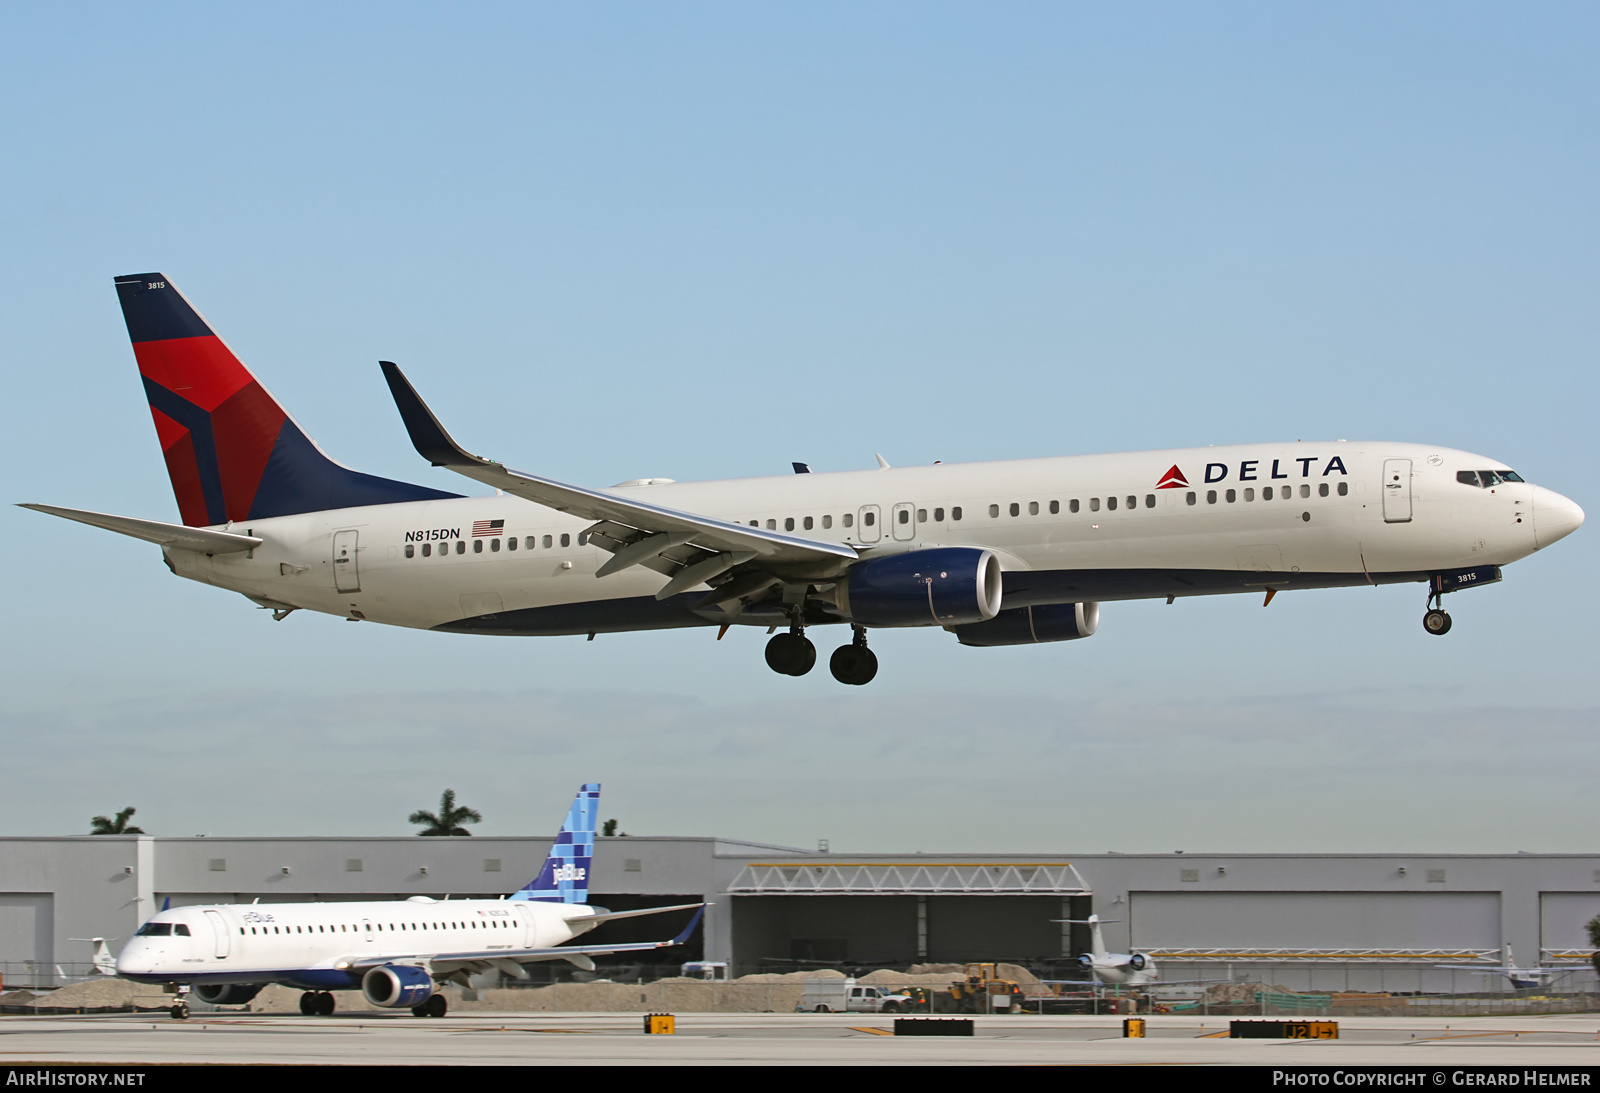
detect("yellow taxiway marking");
top-left (850, 1027), bottom-right (894, 1036)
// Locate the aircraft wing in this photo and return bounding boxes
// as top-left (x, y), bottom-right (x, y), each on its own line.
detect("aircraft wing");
top-left (18, 504), bottom-right (263, 554)
top-left (380, 363), bottom-right (859, 590)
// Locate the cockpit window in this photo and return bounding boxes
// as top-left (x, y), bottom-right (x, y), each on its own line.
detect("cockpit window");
top-left (135, 923), bottom-right (172, 936)
top-left (174, 924), bottom-right (191, 936)
top-left (1458, 470), bottom-right (1525, 488)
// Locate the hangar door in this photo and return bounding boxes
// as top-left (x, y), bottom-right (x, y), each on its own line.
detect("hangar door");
top-left (1539, 893), bottom-right (1600, 955)
top-left (1129, 891), bottom-right (1500, 951)
top-left (0, 894), bottom-right (54, 985)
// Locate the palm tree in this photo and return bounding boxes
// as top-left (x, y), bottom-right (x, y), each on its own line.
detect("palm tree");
top-left (409, 789), bottom-right (481, 836)
top-left (89, 807), bottom-right (144, 835)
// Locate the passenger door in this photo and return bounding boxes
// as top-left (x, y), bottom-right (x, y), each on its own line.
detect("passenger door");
top-left (203, 910), bottom-right (230, 959)
top-left (1382, 460), bottom-right (1413, 523)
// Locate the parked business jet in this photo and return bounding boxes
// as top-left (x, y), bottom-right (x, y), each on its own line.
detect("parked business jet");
top-left (1065, 915), bottom-right (1160, 987)
top-left (22, 275), bottom-right (1585, 684)
top-left (114, 784), bottom-right (702, 1019)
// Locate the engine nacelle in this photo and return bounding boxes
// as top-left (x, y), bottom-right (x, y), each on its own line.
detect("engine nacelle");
top-left (1125, 953), bottom-right (1147, 971)
top-left (193, 983), bottom-right (263, 1006)
top-left (951, 602), bottom-right (1099, 647)
top-left (1076, 953), bottom-right (1095, 969)
top-left (844, 548), bottom-right (1002, 628)
top-left (361, 964), bottom-right (435, 1009)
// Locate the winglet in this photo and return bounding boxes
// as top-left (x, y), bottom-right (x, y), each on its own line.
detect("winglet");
top-left (379, 361), bottom-right (481, 469)
top-left (671, 906), bottom-right (707, 946)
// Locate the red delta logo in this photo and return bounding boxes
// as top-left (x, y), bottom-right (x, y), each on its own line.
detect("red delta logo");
top-left (1155, 465), bottom-right (1190, 489)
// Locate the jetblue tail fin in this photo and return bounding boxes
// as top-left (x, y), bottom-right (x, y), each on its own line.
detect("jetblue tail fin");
top-left (114, 274), bottom-right (458, 527)
top-left (509, 783), bottom-right (600, 904)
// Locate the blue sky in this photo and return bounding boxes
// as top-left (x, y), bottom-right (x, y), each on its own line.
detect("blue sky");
top-left (2, 2), bottom-right (1595, 850)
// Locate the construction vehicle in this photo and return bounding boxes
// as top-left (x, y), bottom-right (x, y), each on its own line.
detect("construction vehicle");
top-left (921, 964), bottom-right (1026, 1014)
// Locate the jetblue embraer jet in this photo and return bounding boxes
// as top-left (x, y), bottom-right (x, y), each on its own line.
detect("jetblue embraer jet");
top-left (22, 275), bottom-right (1585, 684)
top-left (115, 784), bottom-right (702, 1019)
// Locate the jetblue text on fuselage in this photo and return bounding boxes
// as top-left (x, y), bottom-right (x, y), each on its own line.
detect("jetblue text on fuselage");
top-left (1205, 457), bottom-right (1348, 484)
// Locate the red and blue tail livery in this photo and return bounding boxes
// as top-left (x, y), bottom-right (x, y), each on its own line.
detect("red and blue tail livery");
top-left (115, 274), bottom-right (458, 527)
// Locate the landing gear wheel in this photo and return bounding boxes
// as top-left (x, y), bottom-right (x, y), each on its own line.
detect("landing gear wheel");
top-left (1423, 609), bottom-right (1452, 635)
top-left (299, 991), bottom-right (319, 1016)
top-left (765, 632), bottom-right (816, 676)
top-left (169, 1003), bottom-right (189, 1020)
top-left (411, 993), bottom-right (448, 1018)
top-left (829, 644), bottom-right (879, 685)
top-left (316, 992), bottom-right (335, 1016)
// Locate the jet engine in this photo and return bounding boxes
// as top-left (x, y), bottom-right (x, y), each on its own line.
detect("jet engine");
top-left (1075, 953), bottom-right (1095, 970)
top-left (193, 983), bottom-right (263, 1006)
top-left (842, 548), bottom-right (1002, 627)
top-left (1124, 953), bottom-right (1148, 971)
top-left (361, 963), bottom-right (435, 1008)
top-left (951, 602), bottom-right (1099, 646)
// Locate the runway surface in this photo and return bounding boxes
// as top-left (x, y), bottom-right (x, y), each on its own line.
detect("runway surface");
top-left (3, 1012), bottom-right (1600, 1066)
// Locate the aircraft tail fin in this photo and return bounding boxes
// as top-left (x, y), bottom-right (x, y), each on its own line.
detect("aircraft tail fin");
top-left (1062, 914), bottom-right (1114, 961)
top-left (113, 274), bottom-right (459, 527)
top-left (509, 783), bottom-right (600, 904)
top-left (69, 938), bottom-right (118, 976)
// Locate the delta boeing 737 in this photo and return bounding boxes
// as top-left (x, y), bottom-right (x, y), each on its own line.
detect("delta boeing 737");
top-left (115, 784), bottom-right (702, 1019)
top-left (21, 274), bottom-right (1584, 684)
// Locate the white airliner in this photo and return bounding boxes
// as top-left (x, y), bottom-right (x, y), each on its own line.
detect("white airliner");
top-left (21, 274), bottom-right (1585, 684)
top-left (114, 784), bottom-right (703, 1019)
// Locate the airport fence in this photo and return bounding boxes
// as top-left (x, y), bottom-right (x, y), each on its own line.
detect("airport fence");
top-left (0, 963), bottom-right (100, 991)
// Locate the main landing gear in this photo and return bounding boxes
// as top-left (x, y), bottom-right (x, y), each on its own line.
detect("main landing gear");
top-left (299, 991), bottom-right (336, 1016)
top-left (829, 625), bottom-right (878, 686)
top-left (765, 622), bottom-right (878, 685)
top-left (411, 993), bottom-right (448, 1018)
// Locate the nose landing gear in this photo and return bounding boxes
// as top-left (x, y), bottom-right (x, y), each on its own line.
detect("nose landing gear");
top-left (1422, 581), bottom-right (1453, 636)
top-left (829, 626), bottom-right (878, 685)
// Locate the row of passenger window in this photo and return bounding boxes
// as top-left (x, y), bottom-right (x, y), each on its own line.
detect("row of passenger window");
top-left (749, 482), bottom-right (1353, 532)
top-left (239, 919), bottom-right (511, 936)
top-left (404, 534), bottom-right (588, 559)
top-left (403, 481), bottom-right (1360, 560)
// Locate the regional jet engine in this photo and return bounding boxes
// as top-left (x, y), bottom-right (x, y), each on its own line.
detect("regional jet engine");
top-left (193, 983), bottom-right (263, 1006)
top-left (361, 963), bottom-right (435, 1008)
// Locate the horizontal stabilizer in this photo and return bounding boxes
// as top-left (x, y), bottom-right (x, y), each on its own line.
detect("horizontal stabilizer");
top-left (19, 504), bottom-right (262, 553)
top-left (567, 901), bottom-right (705, 927)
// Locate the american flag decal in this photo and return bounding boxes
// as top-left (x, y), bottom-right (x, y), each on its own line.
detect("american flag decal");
top-left (472, 519), bottom-right (505, 537)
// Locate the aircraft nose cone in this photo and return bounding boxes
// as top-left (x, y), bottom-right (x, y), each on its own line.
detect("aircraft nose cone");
top-left (1533, 487), bottom-right (1585, 549)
